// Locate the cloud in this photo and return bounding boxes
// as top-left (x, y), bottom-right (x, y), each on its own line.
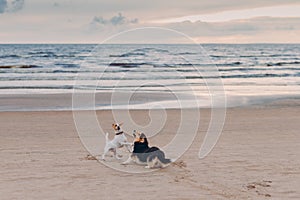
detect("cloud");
top-left (40, 0), bottom-right (299, 21)
top-left (83, 16), bottom-right (300, 43)
top-left (0, 0), bottom-right (7, 13)
top-left (110, 13), bottom-right (127, 25)
top-left (88, 13), bottom-right (139, 32)
top-left (53, 2), bottom-right (59, 8)
top-left (10, 0), bottom-right (24, 12)
top-left (0, 0), bottom-right (24, 14)
top-left (91, 13), bottom-right (138, 26)
top-left (164, 17), bottom-right (300, 37)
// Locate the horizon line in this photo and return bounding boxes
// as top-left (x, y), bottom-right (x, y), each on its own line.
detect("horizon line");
top-left (0, 42), bottom-right (300, 45)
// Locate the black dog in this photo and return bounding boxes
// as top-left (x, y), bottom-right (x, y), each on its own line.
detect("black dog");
top-left (122, 130), bottom-right (172, 168)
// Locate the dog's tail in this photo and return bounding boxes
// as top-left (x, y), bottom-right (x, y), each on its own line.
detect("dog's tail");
top-left (153, 150), bottom-right (172, 164)
top-left (160, 157), bottom-right (172, 164)
top-left (105, 132), bottom-right (109, 142)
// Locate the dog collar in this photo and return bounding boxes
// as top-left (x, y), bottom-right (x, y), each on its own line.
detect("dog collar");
top-left (115, 131), bottom-right (123, 135)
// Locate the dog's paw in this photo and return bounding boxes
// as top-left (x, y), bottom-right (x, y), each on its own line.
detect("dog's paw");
top-left (145, 166), bottom-right (151, 169)
top-left (121, 162), bottom-right (127, 165)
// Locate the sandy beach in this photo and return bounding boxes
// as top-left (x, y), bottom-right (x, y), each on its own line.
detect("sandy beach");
top-left (1, 101), bottom-right (299, 199)
top-left (1, 0), bottom-right (300, 199)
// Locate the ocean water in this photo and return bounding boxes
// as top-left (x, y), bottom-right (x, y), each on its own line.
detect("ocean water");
top-left (0, 44), bottom-right (300, 109)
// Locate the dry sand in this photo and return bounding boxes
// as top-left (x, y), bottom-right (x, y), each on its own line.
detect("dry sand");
top-left (0, 105), bottom-right (300, 199)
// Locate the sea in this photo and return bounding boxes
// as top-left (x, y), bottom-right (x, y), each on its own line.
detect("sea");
top-left (0, 44), bottom-right (300, 110)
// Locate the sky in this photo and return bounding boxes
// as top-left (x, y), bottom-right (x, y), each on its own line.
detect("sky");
top-left (0, 0), bottom-right (300, 43)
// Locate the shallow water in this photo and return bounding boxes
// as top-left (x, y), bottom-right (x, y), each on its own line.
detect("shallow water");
top-left (0, 44), bottom-right (299, 110)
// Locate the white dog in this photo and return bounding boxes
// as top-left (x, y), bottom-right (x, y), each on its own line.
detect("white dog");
top-left (101, 123), bottom-right (132, 160)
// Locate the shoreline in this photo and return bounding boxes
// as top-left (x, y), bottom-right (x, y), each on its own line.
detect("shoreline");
top-left (0, 92), bottom-right (300, 112)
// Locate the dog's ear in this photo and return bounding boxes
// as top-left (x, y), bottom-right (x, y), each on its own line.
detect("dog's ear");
top-left (140, 133), bottom-right (146, 139)
top-left (119, 122), bottom-right (124, 126)
top-left (112, 124), bottom-right (115, 127)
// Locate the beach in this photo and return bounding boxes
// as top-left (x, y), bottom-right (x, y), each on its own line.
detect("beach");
top-left (1, 1), bottom-right (300, 199)
top-left (1, 43), bottom-right (299, 199)
top-left (1, 99), bottom-right (299, 199)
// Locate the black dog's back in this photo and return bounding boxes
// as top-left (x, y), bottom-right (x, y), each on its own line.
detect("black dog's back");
top-left (144, 146), bottom-right (159, 153)
top-left (133, 142), bottom-right (171, 164)
top-left (147, 147), bottom-right (172, 164)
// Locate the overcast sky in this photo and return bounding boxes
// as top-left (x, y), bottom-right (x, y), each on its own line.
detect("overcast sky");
top-left (0, 0), bottom-right (300, 43)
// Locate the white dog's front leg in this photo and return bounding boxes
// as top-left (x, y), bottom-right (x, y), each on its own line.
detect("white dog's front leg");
top-left (126, 144), bottom-right (133, 153)
top-left (120, 142), bottom-right (133, 152)
top-left (121, 142), bottom-right (132, 145)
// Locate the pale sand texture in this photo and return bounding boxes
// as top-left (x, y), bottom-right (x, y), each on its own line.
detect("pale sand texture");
top-left (0, 106), bottom-right (299, 199)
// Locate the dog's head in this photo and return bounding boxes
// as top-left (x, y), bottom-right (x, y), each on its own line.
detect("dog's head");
top-left (132, 130), bottom-right (147, 143)
top-left (132, 130), bottom-right (149, 153)
top-left (112, 123), bottom-right (123, 131)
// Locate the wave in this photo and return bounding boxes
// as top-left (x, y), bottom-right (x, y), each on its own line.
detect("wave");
top-left (219, 67), bottom-right (300, 72)
top-left (0, 86), bottom-right (74, 90)
top-left (55, 63), bottom-right (80, 68)
top-left (28, 51), bottom-right (56, 58)
top-left (109, 47), bottom-right (170, 58)
top-left (27, 51), bottom-right (76, 58)
top-left (210, 55), bottom-right (228, 58)
top-left (220, 73), bottom-right (295, 79)
top-left (109, 62), bottom-right (146, 68)
top-left (175, 52), bottom-right (197, 55)
top-left (239, 54), bottom-right (297, 58)
top-left (0, 55), bottom-right (22, 59)
top-left (216, 62), bottom-right (243, 66)
top-left (53, 70), bottom-right (79, 74)
top-left (134, 47), bottom-right (169, 53)
top-left (28, 51), bottom-right (55, 55)
top-left (109, 52), bottom-right (145, 57)
top-left (266, 61), bottom-right (300, 66)
top-left (109, 62), bottom-right (196, 68)
top-left (0, 65), bottom-right (41, 69)
top-left (185, 73), bottom-right (297, 79)
top-left (2, 72), bottom-right (298, 81)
